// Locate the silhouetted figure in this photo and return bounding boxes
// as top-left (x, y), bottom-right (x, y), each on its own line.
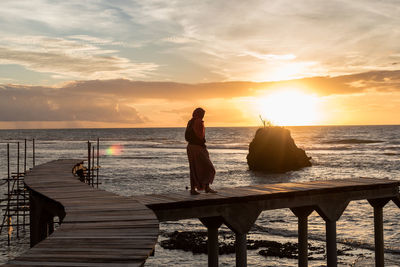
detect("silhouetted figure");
top-left (185, 108), bottom-right (216, 195)
top-left (72, 162), bottom-right (87, 182)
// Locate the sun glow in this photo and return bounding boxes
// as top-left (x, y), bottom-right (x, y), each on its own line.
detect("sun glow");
top-left (256, 89), bottom-right (320, 126)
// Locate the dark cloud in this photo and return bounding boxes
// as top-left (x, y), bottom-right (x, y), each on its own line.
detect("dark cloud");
top-left (64, 70), bottom-right (400, 99)
top-left (63, 80), bottom-right (261, 99)
top-left (1, 70), bottom-right (400, 123)
top-left (0, 84), bottom-right (145, 123)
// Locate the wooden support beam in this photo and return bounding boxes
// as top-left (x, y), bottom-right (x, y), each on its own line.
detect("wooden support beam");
top-left (29, 191), bottom-right (51, 248)
top-left (325, 220), bottom-right (337, 267)
top-left (200, 217), bottom-right (223, 267)
top-left (222, 203), bottom-right (261, 267)
top-left (315, 200), bottom-right (349, 267)
top-left (222, 203), bottom-right (261, 235)
top-left (235, 233), bottom-right (247, 267)
top-left (28, 185), bottom-right (66, 247)
top-left (291, 206), bottom-right (314, 267)
top-left (47, 214), bottom-right (54, 235)
top-left (391, 195), bottom-right (400, 209)
top-left (368, 198), bottom-right (391, 267)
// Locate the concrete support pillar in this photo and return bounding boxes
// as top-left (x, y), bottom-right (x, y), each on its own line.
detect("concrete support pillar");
top-left (200, 216), bottom-right (223, 267)
top-left (291, 206), bottom-right (314, 267)
top-left (235, 233), bottom-right (247, 267)
top-left (316, 200), bottom-right (349, 267)
top-left (222, 203), bottom-right (261, 267)
top-left (325, 220), bottom-right (337, 266)
top-left (368, 198), bottom-right (390, 267)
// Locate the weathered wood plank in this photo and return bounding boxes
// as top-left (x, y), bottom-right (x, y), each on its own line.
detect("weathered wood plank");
top-left (5, 159), bottom-right (159, 267)
top-left (6, 158), bottom-right (399, 267)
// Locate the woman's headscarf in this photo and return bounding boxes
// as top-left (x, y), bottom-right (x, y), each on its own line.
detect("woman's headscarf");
top-left (192, 107), bottom-right (205, 119)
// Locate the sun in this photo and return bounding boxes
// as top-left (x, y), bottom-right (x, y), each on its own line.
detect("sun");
top-left (256, 89), bottom-right (320, 126)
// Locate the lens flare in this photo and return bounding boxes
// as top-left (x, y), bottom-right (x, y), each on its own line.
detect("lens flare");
top-left (103, 144), bottom-right (123, 156)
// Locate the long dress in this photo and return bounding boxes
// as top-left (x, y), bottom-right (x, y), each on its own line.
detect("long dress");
top-left (186, 118), bottom-right (215, 190)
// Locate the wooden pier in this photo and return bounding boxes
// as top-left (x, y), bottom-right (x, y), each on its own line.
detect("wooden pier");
top-left (3, 159), bottom-right (400, 267)
top-left (136, 178), bottom-right (400, 267)
top-left (137, 178), bottom-right (400, 266)
top-left (4, 159), bottom-right (159, 267)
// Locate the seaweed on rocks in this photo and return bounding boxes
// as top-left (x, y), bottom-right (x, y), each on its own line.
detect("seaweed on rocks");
top-left (160, 231), bottom-right (208, 254)
top-left (258, 242), bottom-right (298, 259)
top-left (160, 231), bottom-right (326, 260)
top-left (160, 231), bottom-right (235, 254)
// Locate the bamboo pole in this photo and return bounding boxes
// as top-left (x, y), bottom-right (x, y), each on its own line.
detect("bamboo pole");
top-left (23, 139), bottom-right (27, 230)
top-left (96, 138), bottom-right (99, 188)
top-left (32, 138), bottom-right (35, 167)
top-left (87, 141), bottom-right (91, 185)
top-left (92, 146), bottom-right (95, 188)
top-left (17, 142), bottom-right (20, 238)
top-left (7, 143), bottom-right (10, 246)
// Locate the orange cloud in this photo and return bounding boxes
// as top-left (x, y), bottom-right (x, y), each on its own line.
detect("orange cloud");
top-left (1, 70), bottom-right (400, 127)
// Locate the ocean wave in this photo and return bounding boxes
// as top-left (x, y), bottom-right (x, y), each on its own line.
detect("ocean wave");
top-left (306, 146), bottom-right (352, 151)
top-left (207, 145), bottom-right (248, 150)
top-left (387, 141), bottom-right (400, 145)
top-left (384, 146), bottom-right (400, 150)
top-left (324, 139), bottom-right (385, 144)
top-left (116, 143), bottom-right (249, 150)
top-left (116, 156), bottom-right (162, 160)
top-left (384, 152), bottom-right (400, 156)
top-left (252, 224), bottom-right (400, 254)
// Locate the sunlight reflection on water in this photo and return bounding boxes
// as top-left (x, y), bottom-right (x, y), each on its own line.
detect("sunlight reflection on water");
top-left (1, 125), bottom-right (400, 265)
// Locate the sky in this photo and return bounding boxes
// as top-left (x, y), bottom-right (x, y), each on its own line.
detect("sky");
top-left (1, 0), bottom-right (400, 128)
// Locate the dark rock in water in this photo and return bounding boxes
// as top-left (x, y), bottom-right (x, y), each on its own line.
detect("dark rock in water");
top-left (160, 231), bottom-right (209, 254)
top-left (258, 241), bottom-right (298, 259)
top-left (160, 231), bottom-right (236, 254)
top-left (247, 127), bottom-right (312, 173)
top-left (159, 231), bottom-right (325, 260)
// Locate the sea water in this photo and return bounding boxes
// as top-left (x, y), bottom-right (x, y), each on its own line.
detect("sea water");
top-left (1, 125), bottom-right (400, 266)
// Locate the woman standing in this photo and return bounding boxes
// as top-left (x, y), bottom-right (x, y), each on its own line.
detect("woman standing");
top-left (185, 107), bottom-right (216, 195)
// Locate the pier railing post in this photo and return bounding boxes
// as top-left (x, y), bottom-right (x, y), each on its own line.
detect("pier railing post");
top-left (222, 203), bottom-right (261, 267)
top-left (200, 216), bottom-right (223, 267)
top-left (315, 200), bottom-right (349, 267)
top-left (368, 198), bottom-right (390, 267)
top-left (291, 206), bottom-right (314, 267)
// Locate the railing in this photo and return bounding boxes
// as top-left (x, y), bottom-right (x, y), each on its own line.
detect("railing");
top-left (0, 139), bottom-right (35, 245)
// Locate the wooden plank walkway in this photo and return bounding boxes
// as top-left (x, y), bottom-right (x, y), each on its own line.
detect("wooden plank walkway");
top-left (136, 178), bottom-right (400, 222)
top-left (135, 177), bottom-right (400, 267)
top-left (3, 158), bottom-right (399, 267)
top-left (4, 159), bottom-right (159, 267)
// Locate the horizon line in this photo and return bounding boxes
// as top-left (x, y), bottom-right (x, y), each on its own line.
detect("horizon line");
top-left (1, 123), bottom-right (400, 131)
